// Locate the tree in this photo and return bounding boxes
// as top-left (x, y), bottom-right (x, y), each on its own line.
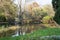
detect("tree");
top-left (43, 5), bottom-right (55, 17)
top-left (0, 0), bottom-right (17, 17)
top-left (52, 0), bottom-right (60, 10)
top-left (52, 0), bottom-right (60, 24)
top-left (32, 7), bottom-right (47, 19)
top-left (0, 0), bottom-right (17, 25)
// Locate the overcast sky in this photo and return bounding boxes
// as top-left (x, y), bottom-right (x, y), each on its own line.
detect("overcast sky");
top-left (14, 0), bottom-right (52, 6)
top-left (36, 0), bottom-right (52, 5)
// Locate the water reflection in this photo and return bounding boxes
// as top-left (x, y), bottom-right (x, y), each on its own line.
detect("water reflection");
top-left (12, 24), bottom-right (46, 37)
top-left (0, 24), bottom-right (47, 37)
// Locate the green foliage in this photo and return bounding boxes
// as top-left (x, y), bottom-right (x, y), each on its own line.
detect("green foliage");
top-left (0, 8), bottom-right (4, 14)
top-left (42, 16), bottom-right (52, 24)
top-left (0, 15), bottom-right (6, 22)
top-left (54, 7), bottom-right (60, 24)
top-left (52, 0), bottom-right (60, 10)
top-left (52, 0), bottom-right (60, 24)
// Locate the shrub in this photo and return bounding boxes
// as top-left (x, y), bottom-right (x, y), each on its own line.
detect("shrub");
top-left (42, 16), bottom-right (52, 24)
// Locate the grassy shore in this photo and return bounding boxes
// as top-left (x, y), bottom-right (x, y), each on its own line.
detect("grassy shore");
top-left (0, 28), bottom-right (60, 40)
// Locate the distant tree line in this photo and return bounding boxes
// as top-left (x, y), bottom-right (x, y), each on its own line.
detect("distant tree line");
top-left (0, 1), bottom-right (55, 26)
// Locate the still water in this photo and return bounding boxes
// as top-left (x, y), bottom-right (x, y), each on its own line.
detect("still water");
top-left (12, 24), bottom-right (46, 37)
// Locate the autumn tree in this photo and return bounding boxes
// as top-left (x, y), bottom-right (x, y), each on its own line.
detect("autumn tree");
top-left (0, 0), bottom-right (17, 25)
top-left (23, 2), bottom-right (48, 24)
top-left (43, 5), bottom-right (55, 17)
top-left (41, 5), bottom-right (55, 24)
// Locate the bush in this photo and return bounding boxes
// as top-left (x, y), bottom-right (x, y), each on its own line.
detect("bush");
top-left (0, 15), bottom-right (6, 22)
top-left (42, 16), bottom-right (52, 24)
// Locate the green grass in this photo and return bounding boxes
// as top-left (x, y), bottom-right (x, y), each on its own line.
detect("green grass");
top-left (26, 28), bottom-right (60, 37)
top-left (0, 28), bottom-right (60, 40)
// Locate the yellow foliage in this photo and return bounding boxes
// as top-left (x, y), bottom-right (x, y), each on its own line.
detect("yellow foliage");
top-left (42, 8), bottom-right (47, 13)
top-left (42, 5), bottom-right (55, 17)
top-left (42, 16), bottom-right (52, 24)
top-left (32, 7), bottom-right (41, 11)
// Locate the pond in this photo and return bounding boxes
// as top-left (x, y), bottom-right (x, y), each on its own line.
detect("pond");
top-left (0, 24), bottom-right (57, 37)
top-left (12, 24), bottom-right (46, 37)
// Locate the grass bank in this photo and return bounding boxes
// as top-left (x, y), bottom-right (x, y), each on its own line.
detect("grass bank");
top-left (0, 28), bottom-right (60, 40)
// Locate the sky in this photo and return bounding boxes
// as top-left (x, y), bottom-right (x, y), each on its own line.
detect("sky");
top-left (14, 0), bottom-right (52, 6)
top-left (26, 0), bottom-right (52, 5)
top-left (36, 0), bottom-right (52, 5)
